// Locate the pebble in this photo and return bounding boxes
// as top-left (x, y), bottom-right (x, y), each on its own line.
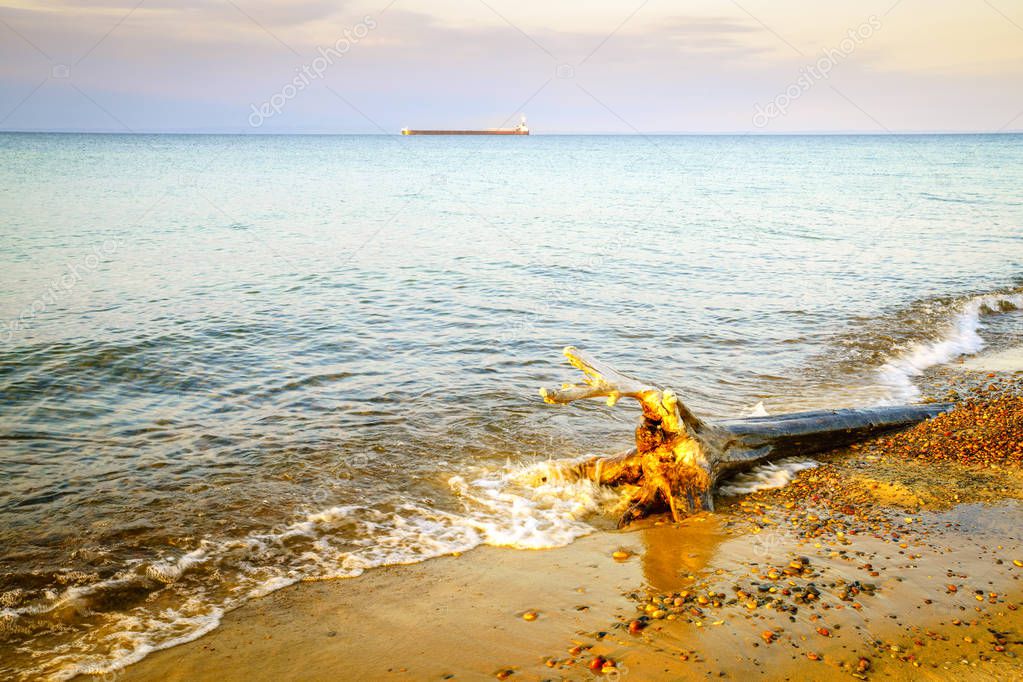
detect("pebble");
top-left (522, 610), bottom-right (539, 622)
top-left (576, 378), bottom-right (1023, 681)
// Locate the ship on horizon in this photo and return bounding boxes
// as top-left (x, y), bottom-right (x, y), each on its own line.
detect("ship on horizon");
top-left (401, 116), bottom-right (529, 136)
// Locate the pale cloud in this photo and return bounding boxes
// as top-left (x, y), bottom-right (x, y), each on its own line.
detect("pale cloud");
top-left (0, 0), bottom-right (1020, 132)
top-left (864, 1), bottom-right (1023, 75)
top-left (640, 16), bottom-right (768, 56)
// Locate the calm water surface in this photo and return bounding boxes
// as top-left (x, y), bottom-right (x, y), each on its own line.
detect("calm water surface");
top-left (1, 133), bottom-right (1021, 678)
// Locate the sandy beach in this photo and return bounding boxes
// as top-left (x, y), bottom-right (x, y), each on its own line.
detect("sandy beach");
top-left (120, 365), bottom-right (1023, 681)
top-left (122, 503), bottom-right (1023, 681)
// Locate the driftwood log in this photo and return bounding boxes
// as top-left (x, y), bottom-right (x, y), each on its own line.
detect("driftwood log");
top-left (540, 347), bottom-right (951, 525)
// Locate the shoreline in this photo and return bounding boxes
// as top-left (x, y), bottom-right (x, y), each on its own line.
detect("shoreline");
top-left (959, 347), bottom-right (1023, 374)
top-left (121, 498), bottom-right (1023, 681)
top-left (120, 369), bottom-right (1023, 681)
top-left (120, 530), bottom-right (646, 681)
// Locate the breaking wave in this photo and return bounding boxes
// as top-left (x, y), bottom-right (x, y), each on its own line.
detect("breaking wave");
top-left (875, 291), bottom-right (1022, 402)
top-left (717, 459), bottom-right (820, 496)
top-left (4, 457), bottom-right (616, 681)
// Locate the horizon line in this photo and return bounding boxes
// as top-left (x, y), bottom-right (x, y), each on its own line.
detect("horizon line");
top-left (2, 129), bottom-right (1021, 136)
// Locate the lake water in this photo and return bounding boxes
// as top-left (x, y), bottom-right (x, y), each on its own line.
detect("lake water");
top-left (1, 132), bottom-right (1021, 679)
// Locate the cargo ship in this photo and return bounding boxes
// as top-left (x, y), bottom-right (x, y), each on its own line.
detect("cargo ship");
top-left (401, 116), bottom-right (529, 136)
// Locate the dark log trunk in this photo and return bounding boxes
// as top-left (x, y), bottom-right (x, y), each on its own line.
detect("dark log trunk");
top-left (711, 403), bottom-right (950, 481)
top-left (540, 347), bottom-right (950, 524)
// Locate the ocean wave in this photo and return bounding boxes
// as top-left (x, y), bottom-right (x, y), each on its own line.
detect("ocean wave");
top-left (717, 458), bottom-right (820, 496)
top-left (448, 457), bottom-right (620, 549)
top-left (6, 456), bottom-right (616, 681)
top-left (875, 291), bottom-right (1022, 402)
top-left (748, 401), bottom-right (769, 417)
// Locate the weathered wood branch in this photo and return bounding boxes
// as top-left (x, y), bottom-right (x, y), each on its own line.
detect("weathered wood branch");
top-left (541, 346), bottom-right (951, 525)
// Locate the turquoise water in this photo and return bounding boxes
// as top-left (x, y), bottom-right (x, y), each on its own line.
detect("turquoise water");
top-left (1, 132), bottom-right (1021, 678)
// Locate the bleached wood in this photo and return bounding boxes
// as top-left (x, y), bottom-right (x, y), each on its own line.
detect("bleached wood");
top-left (540, 347), bottom-right (951, 524)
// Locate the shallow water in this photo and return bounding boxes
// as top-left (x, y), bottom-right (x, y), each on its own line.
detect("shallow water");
top-left (1, 132), bottom-right (1021, 678)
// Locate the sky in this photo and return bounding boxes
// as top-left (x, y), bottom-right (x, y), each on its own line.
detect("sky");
top-left (0, 0), bottom-right (1021, 133)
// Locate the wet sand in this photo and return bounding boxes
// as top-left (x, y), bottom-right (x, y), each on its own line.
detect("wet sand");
top-left (121, 369), bottom-right (1023, 681)
top-left (960, 347), bottom-right (1023, 374)
top-left (120, 503), bottom-right (1023, 681)
top-left (120, 531), bottom-right (647, 681)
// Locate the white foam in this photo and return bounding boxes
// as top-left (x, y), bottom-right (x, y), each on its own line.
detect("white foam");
top-left (876, 292), bottom-right (1023, 402)
top-left (718, 458), bottom-right (820, 496)
top-left (447, 458), bottom-right (617, 549)
top-left (16, 455), bottom-right (622, 681)
top-left (47, 607), bottom-right (226, 681)
top-left (748, 401), bottom-right (769, 417)
top-left (145, 548), bottom-right (209, 584)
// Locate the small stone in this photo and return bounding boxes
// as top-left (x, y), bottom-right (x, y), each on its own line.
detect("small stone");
top-left (628, 619), bottom-right (645, 634)
top-left (522, 610), bottom-right (539, 621)
top-left (761, 630), bottom-right (776, 644)
top-left (588, 656), bottom-right (606, 672)
top-left (817, 627), bottom-right (831, 637)
top-left (807, 652), bottom-right (821, 661)
top-left (496, 670), bottom-right (514, 680)
top-left (612, 550), bottom-right (631, 561)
